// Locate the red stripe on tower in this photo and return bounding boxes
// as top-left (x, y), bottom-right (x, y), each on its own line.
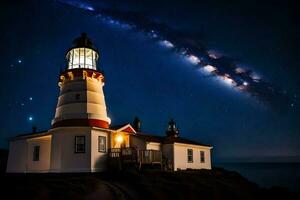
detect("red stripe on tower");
top-left (52, 119), bottom-right (109, 129)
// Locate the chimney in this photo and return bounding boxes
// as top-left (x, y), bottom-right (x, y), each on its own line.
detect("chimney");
top-left (133, 117), bottom-right (141, 132)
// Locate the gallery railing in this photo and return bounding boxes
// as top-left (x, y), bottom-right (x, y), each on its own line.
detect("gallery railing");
top-left (108, 147), bottom-right (162, 165)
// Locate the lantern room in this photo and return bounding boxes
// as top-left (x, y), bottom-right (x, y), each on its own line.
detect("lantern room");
top-left (66, 33), bottom-right (99, 70)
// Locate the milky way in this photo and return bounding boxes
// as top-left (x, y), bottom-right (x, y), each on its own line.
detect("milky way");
top-left (58, 0), bottom-right (293, 112)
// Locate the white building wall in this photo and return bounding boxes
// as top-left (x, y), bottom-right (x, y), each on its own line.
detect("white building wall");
top-left (173, 143), bottom-right (212, 170)
top-left (50, 127), bottom-right (92, 172)
top-left (26, 135), bottom-right (52, 173)
top-left (146, 142), bottom-right (161, 151)
top-left (7, 127), bottom-right (213, 173)
top-left (90, 129), bottom-right (110, 172)
top-left (6, 139), bottom-right (27, 173)
top-left (7, 134), bottom-right (52, 173)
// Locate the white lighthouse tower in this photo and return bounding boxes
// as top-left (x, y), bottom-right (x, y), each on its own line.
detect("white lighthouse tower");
top-left (47, 33), bottom-right (114, 172)
top-left (52, 33), bottom-right (111, 129)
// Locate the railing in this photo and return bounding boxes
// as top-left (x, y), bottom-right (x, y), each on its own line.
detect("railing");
top-left (108, 148), bottom-right (122, 158)
top-left (108, 148), bottom-right (162, 165)
top-left (138, 149), bottom-right (162, 164)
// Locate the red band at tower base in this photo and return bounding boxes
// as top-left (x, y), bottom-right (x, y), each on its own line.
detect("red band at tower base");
top-left (52, 119), bottom-right (110, 129)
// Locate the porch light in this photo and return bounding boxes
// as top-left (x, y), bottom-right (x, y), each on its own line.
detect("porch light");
top-left (115, 134), bottom-right (124, 143)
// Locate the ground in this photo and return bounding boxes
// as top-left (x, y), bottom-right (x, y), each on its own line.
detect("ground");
top-left (0, 149), bottom-right (298, 200)
top-left (0, 168), bottom-right (298, 200)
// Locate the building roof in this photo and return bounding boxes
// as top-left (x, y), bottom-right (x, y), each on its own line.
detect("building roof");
top-left (16, 130), bottom-right (48, 137)
top-left (135, 133), bottom-right (212, 147)
top-left (112, 123), bottom-right (212, 147)
top-left (163, 136), bottom-right (212, 147)
top-left (135, 133), bottom-right (165, 143)
top-left (71, 33), bottom-right (97, 51)
top-left (10, 130), bottom-right (49, 141)
top-left (109, 124), bottom-right (136, 133)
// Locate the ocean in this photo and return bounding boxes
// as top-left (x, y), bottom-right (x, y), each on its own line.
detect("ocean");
top-left (215, 162), bottom-right (300, 192)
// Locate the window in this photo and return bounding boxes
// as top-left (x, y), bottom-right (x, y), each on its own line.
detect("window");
top-left (98, 136), bottom-right (106, 152)
top-left (33, 146), bottom-right (40, 161)
top-left (187, 149), bottom-right (193, 163)
top-left (75, 136), bottom-right (85, 153)
top-left (200, 151), bottom-right (205, 163)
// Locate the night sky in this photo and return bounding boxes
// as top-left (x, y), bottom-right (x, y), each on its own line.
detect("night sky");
top-left (1, 0), bottom-right (299, 162)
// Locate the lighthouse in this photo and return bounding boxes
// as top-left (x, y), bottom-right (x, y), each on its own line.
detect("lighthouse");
top-left (52, 33), bottom-right (111, 129)
top-left (6, 33), bottom-right (212, 173)
top-left (49, 33), bottom-right (115, 172)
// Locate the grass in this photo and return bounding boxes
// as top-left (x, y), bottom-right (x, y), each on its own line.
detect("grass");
top-left (1, 168), bottom-right (298, 200)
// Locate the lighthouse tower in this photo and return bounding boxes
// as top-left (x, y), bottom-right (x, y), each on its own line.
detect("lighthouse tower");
top-left (49, 33), bottom-right (112, 172)
top-left (52, 33), bottom-right (111, 129)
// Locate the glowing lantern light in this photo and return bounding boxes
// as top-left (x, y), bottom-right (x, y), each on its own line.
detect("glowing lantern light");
top-left (115, 134), bottom-right (124, 143)
top-left (66, 33), bottom-right (99, 70)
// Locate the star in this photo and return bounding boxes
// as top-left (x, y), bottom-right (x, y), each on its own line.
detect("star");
top-left (17, 59), bottom-right (22, 64)
top-left (29, 97), bottom-right (33, 101)
top-left (28, 116), bottom-right (33, 121)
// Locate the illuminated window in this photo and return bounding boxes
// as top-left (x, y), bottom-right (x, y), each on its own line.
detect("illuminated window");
top-left (85, 48), bottom-right (93, 69)
top-left (67, 48), bottom-right (98, 70)
top-left (33, 146), bottom-right (40, 161)
top-left (98, 136), bottom-right (106, 152)
top-left (200, 151), bottom-right (205, 163)
top-left (187, 149), bottom-right (193, 163)
top-left (75, 136), bottom-right (85, 153)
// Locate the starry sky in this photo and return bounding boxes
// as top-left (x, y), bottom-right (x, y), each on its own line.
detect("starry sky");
top-left (0, 0), bottom-right (299, 162)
